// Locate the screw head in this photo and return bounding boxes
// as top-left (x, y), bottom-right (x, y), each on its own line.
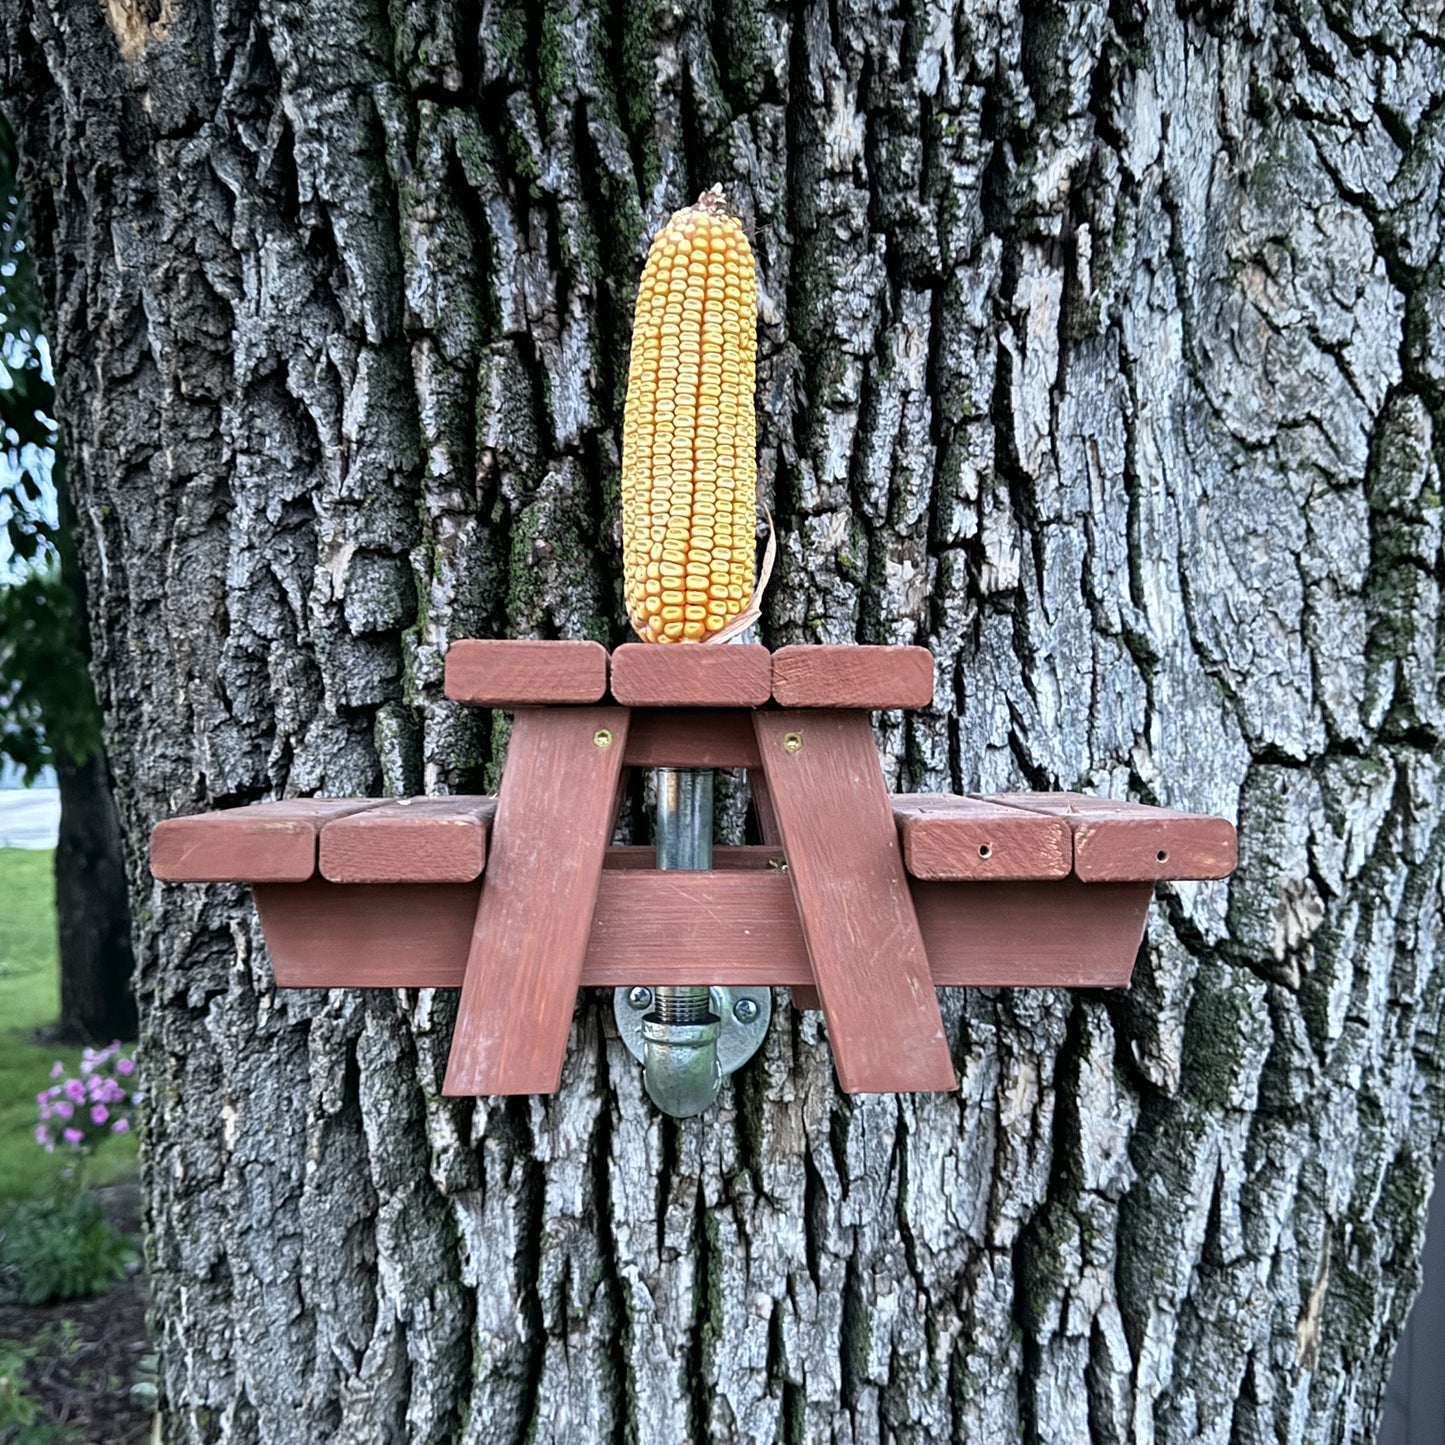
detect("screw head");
top-left (627, 986), bottom-right (653, 1011)
top-left (733, 997), bottom-right (759, 1024)
top-left (782, 731), bottom-right (803, 754)
top-left (594, 728), bottom-right (613, 748)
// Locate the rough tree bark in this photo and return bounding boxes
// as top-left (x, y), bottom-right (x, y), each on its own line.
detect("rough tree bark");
top-left (3, 0), bottom-right (1443, 1440)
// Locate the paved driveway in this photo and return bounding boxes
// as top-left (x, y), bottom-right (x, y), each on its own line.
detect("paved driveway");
top-left (0, 787), bottom-right (60, 849)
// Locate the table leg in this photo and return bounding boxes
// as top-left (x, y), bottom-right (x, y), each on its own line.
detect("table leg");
top-left (443, 706), bottom-right (630, 1095)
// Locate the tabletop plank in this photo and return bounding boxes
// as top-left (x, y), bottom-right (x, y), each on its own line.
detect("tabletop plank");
top-left (770, 645), bottom-right (934, 709)
top-left (445, 639), bottom-right (609, 706)
top-left (610, 642), bottom-right (771, 706)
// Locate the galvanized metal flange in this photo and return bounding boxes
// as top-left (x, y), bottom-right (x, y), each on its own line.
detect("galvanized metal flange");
top-left (613, 985), bottom-right (772, 1078)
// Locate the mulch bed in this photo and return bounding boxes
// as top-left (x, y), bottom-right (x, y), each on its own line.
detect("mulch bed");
top-left (0, 1181), bottom-right (153, 1445)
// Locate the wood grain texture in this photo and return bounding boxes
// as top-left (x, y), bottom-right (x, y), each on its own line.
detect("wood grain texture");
top-left (444, 639), bottom-right (609, 706)
top-left (442, 707), bottom-right (628, 1096)
top-left (150, 799), bottom-right (383, 882)
top-left (252, 876), bottom-right (1150, 991)
top-left (585, 870), bottom-right (805, 983)
top-left (255, 880), bottom-right (481, 986)
top-left (603, 845), bottom-right (786, 870)
top-left (622, 709), bottom-right (762, 768)
top-left (609, 642), bottom-right (771, 706)
top-left (770, 644), bottom-right (935, 709)
top-left (912, 880), bottom-right (1152, 987)
top-left (753, 710), bottom-right (956, 1092)
top-left (747, 769), bottom-right (782, 845)
top-left (986, 792), bottom-right (1238, 881)
top-left (317, 796), bottom-right (497, 883)
top-left (892, 794), bottom-right (1072, 880)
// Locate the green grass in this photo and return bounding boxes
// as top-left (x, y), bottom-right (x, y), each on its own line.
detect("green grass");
top-left (0, 849), bottom-right (137, 1200)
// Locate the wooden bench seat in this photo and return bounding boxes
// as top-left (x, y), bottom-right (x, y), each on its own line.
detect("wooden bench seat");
top-left (152, 797), bottom-right (497, 884)
top-left (150, 791), bottom-right (1235, 888)
top-left (891, 792), bottom-right (1236, 883)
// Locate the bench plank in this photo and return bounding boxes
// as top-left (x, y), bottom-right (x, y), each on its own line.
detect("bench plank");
top-left (892, 794), bottom-right (1072, 880)
top-left (151, 799), bottom-right (383, 883)
top-left (985, 792), bottom-right (1237, 882)
top-left (318, 797), bottom-right (497, 884)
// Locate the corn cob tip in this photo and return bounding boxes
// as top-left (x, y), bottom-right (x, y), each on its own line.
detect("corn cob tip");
top-left (692, 184), bottom-right (734, 218)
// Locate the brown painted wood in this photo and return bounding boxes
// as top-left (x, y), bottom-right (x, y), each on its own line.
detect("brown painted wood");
top-left (911, 879), bottom-right (1151, 987)
top-left (790, 985), bottom-right (822, 1011)
top-left (444, 638), bottom-right (609, 706)
top-left (610, 642), bottom-right (771, 707)
top-left (253, 875), bottom-right (1150, 993)
top-left (770, 644), bottom-right (934, 709)
top-left (622, 709), bottom-right (762, 768)
top-left (318, 796), bottom-right (497, 883)
top-left (985, 792), bottom-right (1238, 881)
top-left (747, 769), bottom-right (782, 845)
top-left (752, 710), bottom-right (956, 1092)
top-left (255, 880), bottom-right (481, 986)
top-left (603, 845), bottom-right (786, 870)
top-left (891, 794), bottom-right (1072, 881)
top-left (585, 870), bottom-right (804, 983)
top-left (442, 706), bottom-right (629, 1096)
top-left (150, 799), bottom-right (383, 882)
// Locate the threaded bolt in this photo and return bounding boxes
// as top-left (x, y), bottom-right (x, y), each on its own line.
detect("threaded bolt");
top-left (652, 984), bottom-right (711, 1024)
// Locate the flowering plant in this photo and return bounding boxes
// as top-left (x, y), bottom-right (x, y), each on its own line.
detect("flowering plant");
top-left (34, 1040), bottom-right (139, 1153)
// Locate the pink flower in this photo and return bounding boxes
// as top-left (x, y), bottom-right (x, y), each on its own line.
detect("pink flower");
top-left (112, 1119), bottom-right (130, 1134)
top-left (90, 1104), bottom-right (109, 1125)
top-left (62, 1127), bottom-right (83, 1146)
top-left (49, 1061), bottom-right (63, 1079)
top-left (34, 1125), bottom-right (50, 1147)
top-left (115, 1058), bottom-right (135, 1076)
top-left (52, 1100), bottom-right (74, 1121)
top-left (63, 1078), bottom-right (85, 1103)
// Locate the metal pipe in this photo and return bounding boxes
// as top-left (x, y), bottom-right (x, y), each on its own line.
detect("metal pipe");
top-left (644, 767), bottom-right (721, 1116)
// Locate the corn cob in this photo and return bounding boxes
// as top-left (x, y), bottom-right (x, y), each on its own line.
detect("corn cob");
top-left (621, 187), bottom-right (758, 642)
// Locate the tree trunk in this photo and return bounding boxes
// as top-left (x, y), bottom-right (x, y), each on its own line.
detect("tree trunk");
top-left (4, 0), bottom-right (1444, 1440)
top-left (52, 744), bottom-right (139, 1042)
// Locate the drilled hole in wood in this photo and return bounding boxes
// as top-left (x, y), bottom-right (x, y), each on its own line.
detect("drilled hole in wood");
top-left (1156, 849), bottom-right (1168, 862)
top-left (978, 844), bottom-right (992, 859)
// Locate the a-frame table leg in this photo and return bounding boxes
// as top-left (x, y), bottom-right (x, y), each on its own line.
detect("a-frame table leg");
top-left (443, 706), bottom-right (630, 1095)
top-left (749, 768), bottom-right (822, 1014)
top-left (753, 710), bottom-right (956, 1093)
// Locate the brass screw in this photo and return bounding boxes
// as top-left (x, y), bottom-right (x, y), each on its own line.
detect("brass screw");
top-left (782, 731), bottom-right (803, 754)
top-left (594, 728), bottom-right (613, 748)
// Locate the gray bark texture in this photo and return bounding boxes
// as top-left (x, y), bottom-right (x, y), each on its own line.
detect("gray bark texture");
top-left (3, 0), bottom-right (1444, 1440)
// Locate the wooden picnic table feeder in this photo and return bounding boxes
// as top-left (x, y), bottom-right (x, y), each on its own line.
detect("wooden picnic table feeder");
top-left (150, 188), bottom-right (1235, 1117)
top-left (149, 637), bottom-right (1237, 1112)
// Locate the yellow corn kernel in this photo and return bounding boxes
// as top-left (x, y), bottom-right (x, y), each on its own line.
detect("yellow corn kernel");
top-left (621, 187), bottom-right (757, 643)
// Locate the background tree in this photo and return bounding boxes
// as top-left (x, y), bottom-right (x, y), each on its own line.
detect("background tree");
top-left (0, 114), bottom-right (134, 1043)
top-left (2, 2), bottom-right (1443, 1441)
